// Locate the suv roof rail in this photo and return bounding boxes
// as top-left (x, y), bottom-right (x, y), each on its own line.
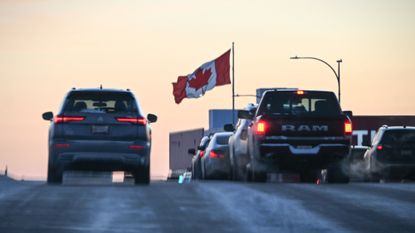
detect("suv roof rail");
top-left (381, 125), bottom-right (388, 128)
top-left (72, 87), bottom-right (76, 90)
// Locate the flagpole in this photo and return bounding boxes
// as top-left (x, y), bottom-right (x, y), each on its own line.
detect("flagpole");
top-left (232, 42), bottom-right (235, 126)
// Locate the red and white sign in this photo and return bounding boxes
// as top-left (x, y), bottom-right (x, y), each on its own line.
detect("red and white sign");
top-left (172, 50), bottom-right (231, 104)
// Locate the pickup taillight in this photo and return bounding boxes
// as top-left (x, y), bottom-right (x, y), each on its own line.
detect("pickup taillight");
top-left (255, 120), bottom-right (268, 136)
top-left (54, 115), bottom-right (85, 124)
top-left (344, 119), bottom-right (352, 135)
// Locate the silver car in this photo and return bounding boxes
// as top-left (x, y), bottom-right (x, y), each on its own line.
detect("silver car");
top-left (201, 132), bottom-right (233, 180)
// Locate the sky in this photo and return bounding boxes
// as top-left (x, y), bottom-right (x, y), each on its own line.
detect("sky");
top-left (1, 0), bottom-right (414, 179)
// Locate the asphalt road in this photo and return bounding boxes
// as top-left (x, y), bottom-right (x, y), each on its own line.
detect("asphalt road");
top-left (1, 177), bottom-right (414, 233)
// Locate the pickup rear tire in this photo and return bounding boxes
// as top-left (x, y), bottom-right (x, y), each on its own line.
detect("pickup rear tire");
top-left (134, 166), bottom-right (150, 185)
top-left (300, 169), bottom-right (320, 183)
top-left (252, 172), bottom-right (267, 182)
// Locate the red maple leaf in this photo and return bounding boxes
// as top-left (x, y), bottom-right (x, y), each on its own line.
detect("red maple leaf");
top-left (188, 68), bottom-right (212, 91)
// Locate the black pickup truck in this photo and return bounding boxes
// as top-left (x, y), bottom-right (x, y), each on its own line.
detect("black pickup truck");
top-left (238, 89), bottom-right (352, 183)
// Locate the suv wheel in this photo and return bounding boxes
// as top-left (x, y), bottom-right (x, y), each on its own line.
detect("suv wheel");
top-left (134, 166), bottom-right (150, 185)
top-left (47, 165), bottom-right (63, 184)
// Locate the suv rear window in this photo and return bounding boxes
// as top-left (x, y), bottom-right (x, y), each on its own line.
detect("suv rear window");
top-left (381, 130), bottom-right (415, 145)
top-left (62, 91), bottom-right (139, 114)
top-left (257, 91), bottom-right (341, 117)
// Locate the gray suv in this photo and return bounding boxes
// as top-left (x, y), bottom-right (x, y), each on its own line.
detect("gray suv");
top-left (42, 88), bottom-right (157, 184)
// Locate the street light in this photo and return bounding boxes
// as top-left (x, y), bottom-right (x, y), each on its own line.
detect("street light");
top-left (290, 56), bottom-right (342, 104)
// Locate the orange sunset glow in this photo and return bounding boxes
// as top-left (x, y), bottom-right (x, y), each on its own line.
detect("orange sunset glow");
top-left (1, 0), bottom-right (414, 179)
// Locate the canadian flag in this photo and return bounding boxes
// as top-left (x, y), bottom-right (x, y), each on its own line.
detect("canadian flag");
top-left (172, 49), bottom-right (231, 104)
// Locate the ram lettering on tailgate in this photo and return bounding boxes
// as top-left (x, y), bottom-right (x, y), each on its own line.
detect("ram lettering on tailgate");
top-left (282, 125), bottom-right (329, 132)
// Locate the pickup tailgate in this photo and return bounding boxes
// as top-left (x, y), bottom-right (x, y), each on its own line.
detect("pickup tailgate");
top-left (265, 115), bottom-right (346, 137)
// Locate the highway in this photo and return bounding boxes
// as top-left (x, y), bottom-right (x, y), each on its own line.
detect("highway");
top-left (1, 176), bottom-right (415, 233)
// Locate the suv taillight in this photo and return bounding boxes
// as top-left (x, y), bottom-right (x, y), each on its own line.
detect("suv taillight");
top-left (255, 120), bottom-right (268, 136)
top-left (344, 119), bottom-right (352, 135)
top-left (116, 117), bottom-right (147, 125)
top-left (54, 115), bottom-right (85, 124)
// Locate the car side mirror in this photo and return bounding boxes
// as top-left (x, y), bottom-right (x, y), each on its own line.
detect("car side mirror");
top-left (238, 110), bottom-right (253, 120)
top-left (147, 113), bottom-right (158, 123)
top-left (197, 145), bottom-right (205, 151)
top-left (343, 111), bottom-right (353, 118)
top-left (42, 112), bottom-right (53, 121)
top-left (224, 124), bottom-right (235, 132)
top-left (188, 148), bottom-right (196, 155)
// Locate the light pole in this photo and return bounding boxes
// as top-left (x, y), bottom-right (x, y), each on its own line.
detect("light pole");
top-left (290, 56), bottom-right (342, 104)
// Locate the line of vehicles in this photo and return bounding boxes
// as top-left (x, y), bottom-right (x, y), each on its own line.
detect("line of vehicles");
top-left (189, 88), bottom-right (415, 183)
top-left (42, 87), bottom-right (415, 185)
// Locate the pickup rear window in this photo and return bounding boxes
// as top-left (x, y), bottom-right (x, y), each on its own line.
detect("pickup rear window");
top-left (62, 91), bottom-right (139, 114)
top-left (257, 91), bottom-right (341, 117)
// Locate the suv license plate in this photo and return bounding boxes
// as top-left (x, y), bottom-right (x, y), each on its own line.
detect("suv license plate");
top-left (297, 145), bottom-right (312, 149)
top-left (92, 125), bottom-right (109, 134)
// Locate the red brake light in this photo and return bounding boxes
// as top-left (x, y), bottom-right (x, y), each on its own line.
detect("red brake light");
top-left (256, 120), bottom-right (268, 135)
top-left (344, 119), bottom-right (352, 135)
top-left (377, 145), bottom-right (383, 150)
top-left (209, 151), bottom-right (218, 159)
top-left (55, 143), bottom-right (70, 149)
top-left (116, 117), bottom-right (147, 125)
top-left (129, 145), bottom-right (144, 150)
top-left (54, 116), bottom-right (85, 124)
top-left (199, 151), bottom-right (205, 158)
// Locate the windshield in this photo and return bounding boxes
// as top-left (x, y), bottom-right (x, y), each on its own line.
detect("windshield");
top-left (257, 91), bottom-right (341, 117)
top-left (62, 91), bottom-right (139, 114)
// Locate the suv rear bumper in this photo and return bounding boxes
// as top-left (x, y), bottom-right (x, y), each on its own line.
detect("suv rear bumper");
top-left (58, 152), bottom-right (146, 171)
top-left (50, 139), bottom-right (150, 171)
